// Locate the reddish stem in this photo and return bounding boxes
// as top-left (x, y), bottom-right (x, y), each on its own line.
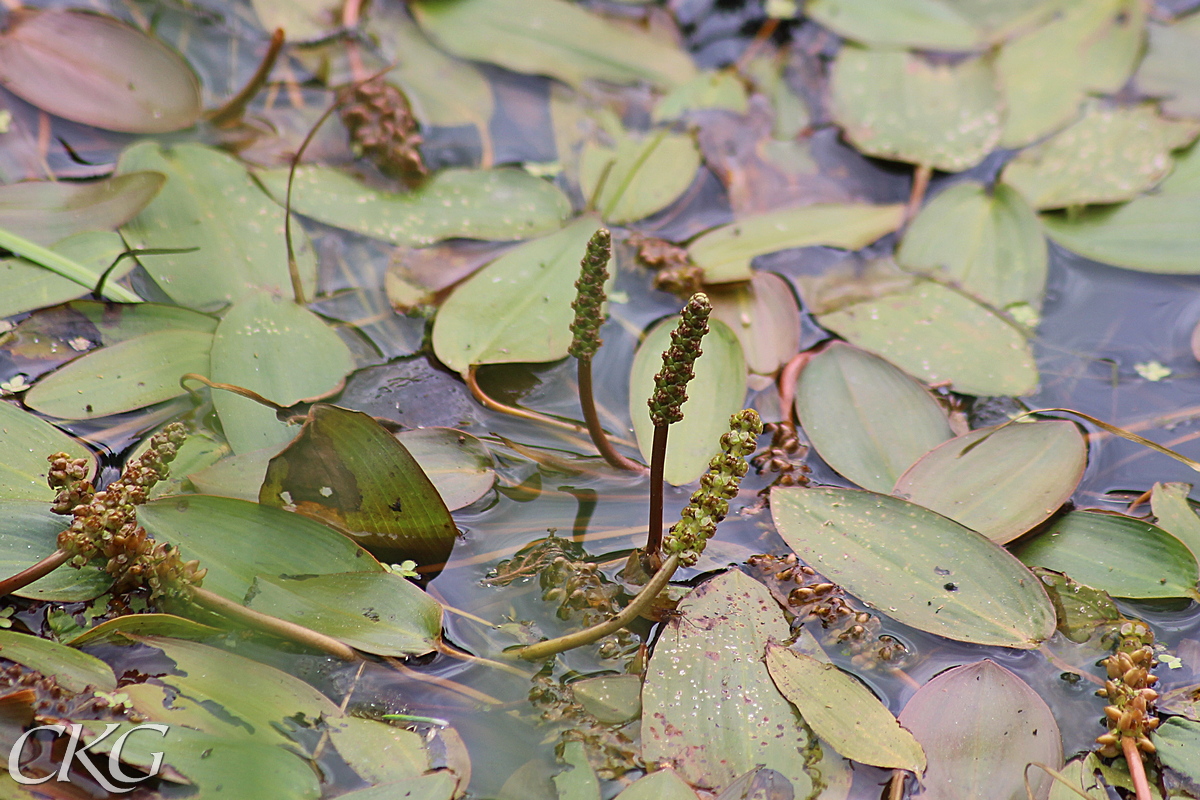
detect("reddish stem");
top-left (578, 357), bottom-right (644, 472)
top-left (646, 423), bottom-right (669, 557)
top-left (0, 549), bottom-right (71, 597)
top-left (1122, 735), bottom-right (1152, 800)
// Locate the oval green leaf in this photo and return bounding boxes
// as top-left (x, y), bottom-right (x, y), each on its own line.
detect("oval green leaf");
top-left (0, 10), bottom-right (201, 133)
top-left (641, 570), bottom-right (822, 793)
top-left (1154, 717), bottom-right (1200, 785)
top-left (0, 400), bottom-right (94, 501)
top-left (814, 277), bottom-right (1039, 397)
top-left (138, 494), bottom-right (383, 604)
top-left (687, 202), bottom-right (905, 284)
top-left (796, 342), bottom-right (952, 493)
top-left (396, 427), bottom-right (495, 511)
top-left (255, 165), bottom-right (571, 246)
top-left (898, 660), bottom-right (1062, 800)
top-left (1041, 192), bottom-right (1200, 274)
top-left (613, 769), bottom-right (698, 800)
top-left (410, 0), bottom-right (696, 90)
top-left (629, 318), bottom-right (746, 486)
top-left (24, 328), bottom-right (213, 419)
top-left (1151, 482), bottom-right (1200, 559)
top-left (581, 130), bottom-right (701, 225)
top-left (830, 47), bottom-right (1002, 172)
top-left (245, 572), bottom-right (442, 657)
top-left (707, 272), bottom-right (801, 375)
top-left (1138, 13), bottom-right (1200, 120)
top-left (0, 500), bottom-right (112, 601)
top-left (1001, 103), bottom-right (1199, 209)
top-left (897, 181), bottom-right (1048, 310)
top-left (1013, 510), bottom-right (1200, 600)
top-left (893, 420), bottom-right (1087, 543)
top-left (770, 486), bottom-right (1056, 648)
top-left (765, 643), bottom-right (925, 772)
top-left (259, 405), bottom-right (458, 567)
top-left (66, 614), bottom-right (222, 648)
top-left (805, 0), bottom-right (980, 51)
top-left (0, 172), bottom-right (164, 246)
top-left (210, 292), bottom-right (355, 454)
top-left (432, 215), bottom-right (606, 374)
top-left (0, 629), bottom-right (115, 693)
top-left (118, 142), bottom-right (317, 311)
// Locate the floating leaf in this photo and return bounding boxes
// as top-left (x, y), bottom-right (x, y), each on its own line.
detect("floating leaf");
top-left (1013, 510), bottom-right (1200, 600)
top-left (613, 769), bottom-right (698, 800)
top-left (893, 420), bottom-right (1087, 543)
top-left (653, 70), bottom-right (748, 122)
top-left (898, 660), bottom-right (1062, 800)
top-left (629, 318), bottom-right (746, 486)
top-left (118, 142), bottom-right (317, 311)
top-left (1001, 103), bottom-right (1199, 209)
top-left (432, 215), bottom-right (606, 374)
top-left (24, 329), bottom-right (213, 419)
top-left (1138, 13), bottom-right (1200, 120)
top-left (0, 232), bottom-right (131, 319)
top-left (0, 400), bottom-right (93, 501)
top-left (0, 10), bottom-right (201, 133)
top-left (581, 130), bottom-right (700, 225)
top-left (1152, 482), bottom-right (1200, 559)
top-left (1033, 568), bottom-right (1121, 644)
top-left (829, 47), bottom-right (1002, 172)
top-left (996, 0), bottom-right (1145, 148)
top-left (209, 292), bottom-right (355, 454)
top-left (1048, 754), bottom-right (1110, 800)
top-left (410, 0), bottom-right (697, 90)
top-left (0, 500), bottom-right (111, 601)
top-left (804, 0), bottom-right (980, 50)
top-left (246, 572), bottom-right (441, 656)
top-left (765, 643), bottom-right (925, 772)
top-left (897, 181), bottom-right (1048, 310)
top-left (138, 494), bottom-right (383, 604)
top-left (255, 166), bottom-right (571, 247)
top-left (396, 428), bottom-right (495, 511)
top-left (770, 486), bottom-right (1056, 648)
top-left (0, 630), bottom-right (115, 693)
top-left (572, 675), bottom-right (642, 725)
top-left (0, 172), bottom-right (164, 246)
top-left (1040, 192), bottom-right (1200, 273)
top-left (336, 775), bottom-right (457, 800)
top-left (70, 300), bottom-right (218, 343)
top-left (66, 614), bottom-right (221, 648)
top-left (707, 272), bottom-right (801, 375)
top-left (328, 717), bottom-right (431, 785)
top-left (812, 276), bottom-right (1039, 397)
top-left (795, 341), bottom-right (952, 493)
top-left (1154, 717), bottom-right (1200, 784)
top-left (260, 405), bottom-right (458, 566)
top-left (555, 741), bottom-right (600, 800)
top-left (687, 202), bottom-right (905, 284)
top-left (250, 0), bottom-right (338, 41)
top-left (641, 570), bottom-right (821, 793)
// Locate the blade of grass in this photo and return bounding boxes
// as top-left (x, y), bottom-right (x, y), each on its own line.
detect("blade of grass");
top-left (0, 225), bottom-right (142, 303)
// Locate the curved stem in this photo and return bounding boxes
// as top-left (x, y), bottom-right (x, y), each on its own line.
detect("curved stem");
top-left (0, 549), bottom-right (71, 597)
top-left (190, 587), bottom-right (357, 661)
top-left (206, 28), bottom-right (285, 127)
top-left (466, 365), bottom-right (589, 436)
top-left (905, 164), bottom-right (932, 224)
top-left (577, 357), bottom-right (644, 472)
top-left (887, 769), bottom-right (905, 800)
top-left (1122, 735), bottom-right (1151, 800)
top-left (514, 554), bottom-right (679, 661)
top-left (646, 423), bottom-right (669, 556)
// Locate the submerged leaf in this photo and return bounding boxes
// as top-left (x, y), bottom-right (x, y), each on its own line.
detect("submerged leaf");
top-left (770, 486), bottom-right (1056, 648)
top-left (246, 572), bottom-right (442, 656)
top-left (260, 405), bottom-right (458, 566)
top-left (0, 10), bottom-right (201, 133)
top-left (893, 420), bottom-right (1087, 543)
top-left (255, 166), bottom-right (571, 246)
top-left (396, 428), bottom-right (495, 511)
top-left (410, 0), bottom-right (696, 90)
top-left (432, 216), bottom-right (607, 374)
top-left (687, 202), bottom-right (905, 284)
top-left (119, 142), bottom-right (317, 311)
top-left (209, 292), bottom-right (354, 455)
top-left (830, 47), bottom-right (1002, 171)
top-left (813, 277), bottom-right (1039, 397)
top-left (1033, 568), bottom-right (1121, 644)
top-left (629, 318), bottom-right (746, 486)
top-left (641, 570), bottom-right (821, 793)
top-left (1001, 103), bottom-right (1199, 209)
top-left (581, 130), bottom-right (700, 225)
top-left (795, 341), bottom-right (953, 493)
top-left (766, 643), bottom-right (925, 772)
top-left (898, 660), bottom-right (1062, 800)
top-left (0, 172), bottom-right (165, 246)
top-left (1013, 510), bottom-right (1200, 600)
top-left (897, 181), bottom-right (1048, 310)
top-left (0, 401), bottom-right (93, 501)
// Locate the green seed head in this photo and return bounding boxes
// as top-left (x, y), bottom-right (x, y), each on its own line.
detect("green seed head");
top-left (568, 228), bottom-right (612, 360)
top-left (647, 293), bottom-right (711, 426)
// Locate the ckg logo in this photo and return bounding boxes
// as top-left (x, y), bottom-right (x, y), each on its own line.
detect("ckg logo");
top-left (8, 722), bottom-right (169, 793)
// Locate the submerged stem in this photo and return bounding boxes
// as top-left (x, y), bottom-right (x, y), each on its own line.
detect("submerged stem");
top-left (513, 554), bottom-right (680, 661)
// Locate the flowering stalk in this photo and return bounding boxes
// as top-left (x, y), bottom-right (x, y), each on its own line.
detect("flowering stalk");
top-left (1095, 621), bottom-right (1159, 800)
top-left (570, 228), bottom-right (642, 472)
top-left (646, 293), bottom-right (710, 557)
top-left (663, 410), bottom-right (762, 566)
